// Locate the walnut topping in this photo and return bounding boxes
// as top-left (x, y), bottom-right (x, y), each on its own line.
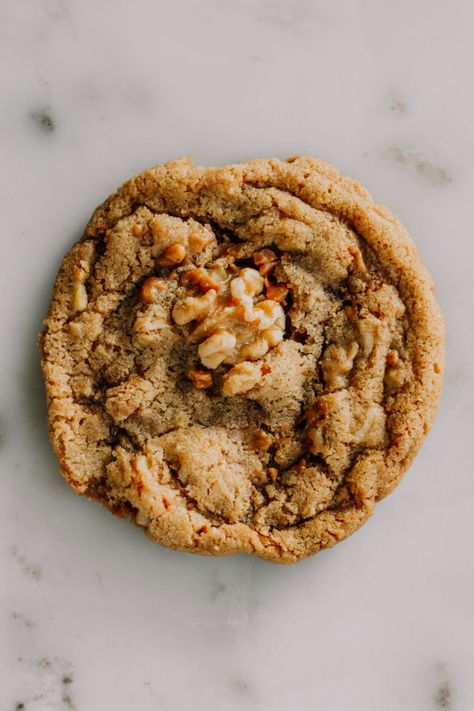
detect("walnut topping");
top-left (267, 467), bottom-right (278, 482)
top-left (266, 283), bottom-right (289, 303)
top-left (189, 231), bottom-right (213, 253)
top-left (357, 317), bottom-right (379, 356)
top-left (351, 403), bottom-right (385, 445)
top-left (221, 361), bottom-right (261, 396)
top-left (139, 276), bottom-right (166, 303)
top-left (73, 283), bottom-right (88, 312)
top-left (72, 259), bottom-right (90, 312)
top-left (253, 248), bottom-right (278, 276)
top-left (172, 289), bottom-right (217, 325)
top-left (136, 510), bottom-right (151, 526)
top-left (238, 336), bottom-right (270, 361)
top-left (156, 242), bottom-right (186, 267)
top-left (321, 341), bottom-right (359, 390)
top-left (133, 306), bottom-right (170, 343)
top-left (131, 222), bottom-right (149, 237)
top-left (252, 430), bottom-right (273, 452)
top-left (182, 268), bottom-right (222, 292)
top-left (171, 261), bottom-right (287, 379)
top-left (230, 268), bottom-right (265, 303)
top-left (198, 330), bottom-right (237, 369)
top-left (188, 369), bottom-right (213, 389)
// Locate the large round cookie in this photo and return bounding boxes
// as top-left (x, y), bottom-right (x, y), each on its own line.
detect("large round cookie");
top-left (41, 156), bottom-right (444, 563)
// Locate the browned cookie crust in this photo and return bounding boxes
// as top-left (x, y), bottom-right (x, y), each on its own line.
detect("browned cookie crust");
top-left (41, 156), bottom-right (444, 563)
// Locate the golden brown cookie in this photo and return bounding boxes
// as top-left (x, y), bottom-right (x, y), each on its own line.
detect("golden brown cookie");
top-left (40, 156), bottom-right (444, 563)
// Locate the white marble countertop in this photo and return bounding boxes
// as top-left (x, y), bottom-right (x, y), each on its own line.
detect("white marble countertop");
top-left (2, 1), bottom-right (473, 709)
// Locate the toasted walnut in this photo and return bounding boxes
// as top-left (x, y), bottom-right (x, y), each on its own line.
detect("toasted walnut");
top-left (251, 300), bottom-right (285, 330)
top-left (266, 283), bottom-right (289, 302)
top-left (239, 325), bottom-right (284, 360)
top-left (240, 268), bottom-right (265, 295)
top-left (172, 289), bottom-right (217, 325)
top-left (253, 248), bottom-right (277, 266)
top-left (171, 260), bottom-right (287, 376)
top-left (221, 361), bottom-right (261, 396)
top-left (322, 341), bottom-right (359, 390)
top-left (134, 306), bottom-right (169, 342)
top-left (259, 262), bottom-right (277, 277)
top-left (139, 276), bottom-right (166, 303)
top-left (384, 366), bottom-right (405, 389)
top-left (230, 268), bottom-right (264, 305)
top-left (182, 268), bottom-right (222, 292)
top-left (198, 330), bottom-right (237, 369)
top-left (351, 403), bottom-right (386, 446)
top-left (239, 336), bottom-right (270, 361)
top-left (72, 260), bottom-right (90, 312)
top-left (156, 242), bottom-right (186, 267)
top-left (136, 510), bottom-right (151, 526)
top-left (357, 317), bottom-right (379, 357)
top-left (188, 230), bottom-right (213, 253)
top-left (253, 248), bottom-right (278, 276)
top-left (384, 352), bottom-right (406, 390)
top-left (267, 467), bottom-right (278, 482)
top-left (73, 283), bottom-right (88, 312)
top-left (252, 430), bottom-right (273, 452)
top-left (262, 326), bottom-right (284, 348)
top-left (131, 222), bottom-right (149, 237)
top-left (188, 369), bottom-right (213, 389)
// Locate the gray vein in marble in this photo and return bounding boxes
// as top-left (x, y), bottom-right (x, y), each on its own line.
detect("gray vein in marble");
top-left (45, 0), bottom-right (71, 22)
top-left (219, 0), bottom-right (320, 31)
top-left (209, 579), bottom-right (227, 602)
top-left (11, 546), bottom-right (42, 580)
top-left (381, 144), bottom-right (452, 187)
top-left (15, 657), bottom-right (77, 711)
top-left (435, 680), bottom-right (452, 708)
top-left (30, 107), bottom-right (55, 133)
top-left (228, 677), bottom-right (257, 699)
top-left (386, 94), bottom-right (408, 114)
top-left (11, 610), bottom-right (37, 629)
top-left (142, 681), bottom-right (171, 709)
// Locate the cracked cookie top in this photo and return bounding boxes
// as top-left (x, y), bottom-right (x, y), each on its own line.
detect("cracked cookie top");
top-left (41, 156), bottom-right (444, 563)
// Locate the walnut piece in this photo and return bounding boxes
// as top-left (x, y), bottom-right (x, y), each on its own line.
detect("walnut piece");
top-left (188, 369), bottom-right (213, 389)
top-left (266, 283), bottom-right (289, 302)
top-left (322, 341), bottom-right (359, 390)
top-left (253, 248), bottom-right (278, 276)
top-left (172, 289), bottom-right (217, 325)
top-left (222, 361), bottom-right (261, 396)
top-left (171, 263), bottom-right (287, 377)
top-left (139, 276), bottom-right (166, 304)
top-left (182, 268), bottom-right (222, 292)
top-left (198, 330), bottom-right (237, 369)
top-left (156, 242), bottom-right (186, 267)
top-left (72, 260), bottom-right (90, 312)
top-left (188, 231), bottom-right (213, 253)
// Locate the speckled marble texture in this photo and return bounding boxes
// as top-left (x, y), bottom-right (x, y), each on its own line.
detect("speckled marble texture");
top-left (1, 1), bottom-right (473, 709)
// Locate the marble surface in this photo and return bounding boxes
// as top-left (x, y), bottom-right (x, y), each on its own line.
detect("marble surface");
top-left (1, 1), bottom-right (473, 709)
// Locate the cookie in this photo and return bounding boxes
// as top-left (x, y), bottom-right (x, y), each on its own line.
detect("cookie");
top-left (40, 156), bottom-right (444, 563)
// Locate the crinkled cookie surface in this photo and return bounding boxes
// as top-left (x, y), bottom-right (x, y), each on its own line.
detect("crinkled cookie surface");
top-left (41, 156), bottom-right (444, 563)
